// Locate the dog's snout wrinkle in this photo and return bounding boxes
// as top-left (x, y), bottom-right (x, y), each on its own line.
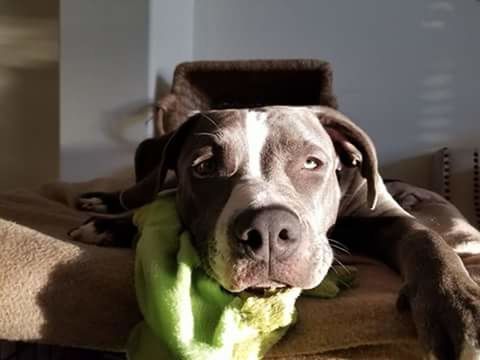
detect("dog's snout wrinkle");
top-left (231, 206), bottom-right (301, 262)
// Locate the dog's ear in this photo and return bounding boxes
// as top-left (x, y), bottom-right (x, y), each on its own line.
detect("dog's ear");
top-left (121, 114), bottom-right (200, 209)
top-left (134, 135), bottom-right (172, 182)
top-left (150, 114), bottom-right (201, 194)
top-left (311, 106), bottom-right (379, 210)
top-left (135, 114), bottom-right (201, 182)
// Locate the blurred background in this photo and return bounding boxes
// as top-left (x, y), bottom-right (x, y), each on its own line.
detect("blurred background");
top-left (0, 0), bottom-right (479, 191)
top-left (0, 1), bottom-right (58, 190)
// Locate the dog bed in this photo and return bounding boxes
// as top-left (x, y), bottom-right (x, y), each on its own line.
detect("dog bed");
top-left (0, 59), bottom-right (431, 358)
top-left (152, 59), bottom-right (338, 135)
top-left (0, 171), bottom-right (424, 359)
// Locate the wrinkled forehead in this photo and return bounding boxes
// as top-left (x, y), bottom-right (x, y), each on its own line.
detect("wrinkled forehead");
top-left (189, 107), bottom-right (333, 153)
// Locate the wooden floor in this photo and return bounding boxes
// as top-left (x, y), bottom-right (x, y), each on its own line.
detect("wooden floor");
top-left (0, 341), bottom-right (125, 360)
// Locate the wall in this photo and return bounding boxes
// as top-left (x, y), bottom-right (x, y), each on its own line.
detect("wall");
top-left (0, 0), bottom-right (59, 191)
top-left (194, 0), bottom-right (480, 187)
top-left (60, 0), bottom-right (149, 181)
top-left (58, 1), bottom-right (480, 186)
top-left (148, 0), bottom-right (195, 98)
top-left (60, 0), bottom-right (195, 181)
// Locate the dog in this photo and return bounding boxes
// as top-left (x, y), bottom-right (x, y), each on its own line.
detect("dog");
top-left (71, 106), bottom-right (480, 359)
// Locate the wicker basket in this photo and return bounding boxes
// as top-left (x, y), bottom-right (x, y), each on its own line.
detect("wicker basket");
top-left (154, 59), bottom-right (337, 136)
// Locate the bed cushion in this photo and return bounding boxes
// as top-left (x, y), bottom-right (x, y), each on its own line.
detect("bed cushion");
top-left (153, 59), bottom-right (338, 136)
top-left (0, 172), bottom-right (422, 359)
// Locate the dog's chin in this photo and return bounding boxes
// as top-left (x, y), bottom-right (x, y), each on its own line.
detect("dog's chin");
top-left (207, 239), bottom-right (334, 293)
top-left (219, 270), bottom-right (330, 294)
top-left (298, 250), bottom-right (334, 291)
top-left (213, 260), bottom-right (334, 294)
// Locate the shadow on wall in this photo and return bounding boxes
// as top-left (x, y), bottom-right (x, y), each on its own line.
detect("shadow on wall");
top-left (61, 145), bottom-right (138, 183)
top-left (0, 1), bottom-right (59, 191)
top-left (102, 100), bottom-right (153, 151)
top-left (153, 74), bottom-right (171, 101)
top-left (61, 102), bottom-right (150, 182)
top-left (62, 75), bottom-right (171, 183)
top-left (97, 74), bottom-right (171, 156)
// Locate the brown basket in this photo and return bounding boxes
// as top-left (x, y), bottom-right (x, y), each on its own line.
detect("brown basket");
top-left (154, 59), bottom-right (338, 136)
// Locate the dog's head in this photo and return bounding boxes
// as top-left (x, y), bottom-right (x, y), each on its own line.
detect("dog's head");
top-left (156, 106), bottom-right (378, 292)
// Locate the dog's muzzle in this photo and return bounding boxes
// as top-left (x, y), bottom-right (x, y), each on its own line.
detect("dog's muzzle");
top-left (229, 205), bottom-right (302, 263)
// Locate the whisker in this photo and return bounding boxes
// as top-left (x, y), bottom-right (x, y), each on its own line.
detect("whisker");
top-left (333, 257), bottom-right (351, 274)
top-left (318, 242), bottom-right (354, 289)
top-left (328, 238), bottom-right (350, 254)
top-left (329, 264), bottom-right (340, 276)
top-left (333, 257), bottom-right (354, 289)
top-left (328, 238), bottom-right (344, 246)
top-left (331, 244), bottom-right (351, 255)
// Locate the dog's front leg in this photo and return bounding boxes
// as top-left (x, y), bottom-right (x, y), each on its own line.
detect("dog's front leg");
top-left (77, 137), bottom-right (178, 214)
top-left (76, 170), bottom-right (175, 213)
top-left (390, 217), bottom-right (480, 360)
top-left (337, 213), bottom-right (480, 360)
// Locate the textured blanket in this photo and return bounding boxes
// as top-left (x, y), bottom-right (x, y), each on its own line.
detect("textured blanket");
top-left (0, 171), bottom-right (430, 358)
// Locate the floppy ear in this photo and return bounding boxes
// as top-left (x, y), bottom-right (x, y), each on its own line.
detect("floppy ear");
top-left (121, 114), bottom-right (200, 209)
top-left (134, 134), bottom-right (174, 182)
top-left (153, 114), bottom-right (201, 192)
top-left (311, 106), bottom-right (379, 210)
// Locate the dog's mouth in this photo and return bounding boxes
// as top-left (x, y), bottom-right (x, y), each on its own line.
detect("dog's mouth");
top-left (218, 281), bottom-right (288, 297)
top-left (220, 279), bottom-right (289, 296)
top-left (238, 280), bottom-right (289, 296)
top-left (244, 286), bottom-right (288, 297)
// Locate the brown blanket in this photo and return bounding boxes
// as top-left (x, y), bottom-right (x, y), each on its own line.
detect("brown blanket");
top-left (0, 173), bottom-right (424, 359)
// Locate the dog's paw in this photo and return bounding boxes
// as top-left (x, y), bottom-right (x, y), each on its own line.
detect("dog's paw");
top-left (397, 276), bottom-right (480, 360)
top-left (76, 191), bottom-right (124, 214)
top-left (68, 217), bottom-right (136, 247)
top-left (68, 219), bottom-right (114, 245)
top-left (76, 196), bottom-right (108, 213)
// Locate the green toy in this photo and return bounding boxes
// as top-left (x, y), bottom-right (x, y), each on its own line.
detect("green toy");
top-left (127, 191), bottom-right (355, 360)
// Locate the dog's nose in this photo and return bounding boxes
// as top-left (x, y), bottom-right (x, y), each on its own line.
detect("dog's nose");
top-left (232, 206), bottom-right (301, 260)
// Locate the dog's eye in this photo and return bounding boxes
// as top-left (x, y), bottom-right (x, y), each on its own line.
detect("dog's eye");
top-left (303, 157), bottom-right (323, 170)
top-left (193, 158), bottom-right (217, 177)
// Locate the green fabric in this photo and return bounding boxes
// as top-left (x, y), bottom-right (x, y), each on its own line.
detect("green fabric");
top-left (127, 191), bottom-right (355, 360)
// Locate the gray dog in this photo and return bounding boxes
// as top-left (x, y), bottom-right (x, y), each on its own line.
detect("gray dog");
top-left (72, 106), bottom-right (480, 360)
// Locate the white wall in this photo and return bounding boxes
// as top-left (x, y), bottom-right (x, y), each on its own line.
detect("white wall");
top-left (148, 0), bottom-right (195, 98)
top-left (60, 0), bottom-right (195, 181)
top-left (60, 1), bottom-right (480, 186)
top-left (194, 0), bottom-right (480, 186)
top-left (60, 0), bottom-right (150, 181)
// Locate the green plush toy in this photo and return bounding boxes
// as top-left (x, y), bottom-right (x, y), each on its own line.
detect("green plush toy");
top-left (127, 191), bottom-right (355, 360)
